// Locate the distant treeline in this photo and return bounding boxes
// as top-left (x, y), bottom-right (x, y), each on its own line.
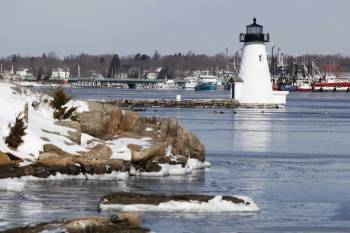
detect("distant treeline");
top-left (0, 51), bottom-right (349, 80)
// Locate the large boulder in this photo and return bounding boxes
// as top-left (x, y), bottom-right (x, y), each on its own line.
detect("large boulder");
top-left (105, 109), bottom-right (123, 137)
top-left (78, 102), bottom-right (124, 139)
top-left (79, 144), bottom-right (112, 160)
top-left (119, 111), bottom-right (140, 132)
top-left (79, 111), bottom-right (105, 138)
top-left (131, 143), bottom-right (166, 162)
top-left (38, 152), bottom-right (60, 161)
top-left (0, 152), bottom-right (11, 166)
top-left (43, 144), bottom-right (72, 157)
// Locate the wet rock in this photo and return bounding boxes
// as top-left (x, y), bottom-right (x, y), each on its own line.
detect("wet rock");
top-left (1, 215), bottom-right (150, 233)
top-left (144, 160), bottom-right (162, 172)
top-left (100, 192), bottom-right (246, 206)
top-left (110, 213), bottom-right (141, 227)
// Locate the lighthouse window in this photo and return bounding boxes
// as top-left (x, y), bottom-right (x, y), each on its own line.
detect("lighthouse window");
top-left (259, 55), bottom-right (262, 62)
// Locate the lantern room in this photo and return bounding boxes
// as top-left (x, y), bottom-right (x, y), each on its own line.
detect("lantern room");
top-left (240, 18), bottom-right (270, 43)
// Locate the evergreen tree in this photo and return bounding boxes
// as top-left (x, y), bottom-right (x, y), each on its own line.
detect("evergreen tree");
top-left (108, 54), bottom-right (120, 78)
top-left (5, 114), bottom-right (27, 149)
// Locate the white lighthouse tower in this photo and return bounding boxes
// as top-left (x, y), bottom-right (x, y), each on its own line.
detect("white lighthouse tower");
top-left (234, 18), bottom-right (288, 106)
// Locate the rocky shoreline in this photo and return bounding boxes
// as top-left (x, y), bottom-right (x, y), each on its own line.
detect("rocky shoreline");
top-left (107, 99), bottom-right (283, 109)
top-left (1, 214), bottom-right (150, 233)
top-left (0, 100), bottom-right (206, 179)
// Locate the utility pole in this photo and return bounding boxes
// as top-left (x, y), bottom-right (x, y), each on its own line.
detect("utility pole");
top-left (271, 45), bottom-right (276, 75)
top-left (77, 64), bottom-right (81, 78)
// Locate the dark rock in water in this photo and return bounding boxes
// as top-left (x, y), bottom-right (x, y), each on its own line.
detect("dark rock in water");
top-left (100, 191), bottom-right (246, 206)
top-left (1, 215), bottom-right (150, 233)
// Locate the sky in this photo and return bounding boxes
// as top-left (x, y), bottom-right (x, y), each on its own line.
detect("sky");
top-left (1, 0), bottom-right (349, 57)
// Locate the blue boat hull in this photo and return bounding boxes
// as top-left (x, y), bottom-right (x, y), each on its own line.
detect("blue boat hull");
top-left (195, 83), bottom-right (217, 91)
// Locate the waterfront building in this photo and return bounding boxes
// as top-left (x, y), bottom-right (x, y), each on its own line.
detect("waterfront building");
top-left (51, 68), bottom-right (70, 79)
top-left (233, 18), bottom-right (288, 105)
top-left (16, 69), bottom-right (33, 79)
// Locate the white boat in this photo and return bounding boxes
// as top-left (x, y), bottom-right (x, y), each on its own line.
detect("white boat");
top-left (183, 76), bottom-right (198, 89)
top-left (156, 79), bottom-right (176, 90)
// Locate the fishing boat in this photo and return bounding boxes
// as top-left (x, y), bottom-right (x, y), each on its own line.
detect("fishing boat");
top-left (195, 76), bottom-right (218, 91)
top-left (183, 76), bottom-right (198, 90)
top-left (313, 75), bottom-right (350, 92)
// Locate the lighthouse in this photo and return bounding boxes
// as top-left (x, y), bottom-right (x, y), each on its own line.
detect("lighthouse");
top-left (234, 18), bottom-right (288, 106)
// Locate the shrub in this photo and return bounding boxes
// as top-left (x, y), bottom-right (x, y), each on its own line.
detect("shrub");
top-left (50, 88), bottom-right (70, 110)
top-left (50, 88), bottom-right (78, 120)
top-left (5, 114), bottom-right (27, 149)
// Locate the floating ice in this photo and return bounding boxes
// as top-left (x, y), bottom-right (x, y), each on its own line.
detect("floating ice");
top-left (0, 179), bottom-right (26, 192)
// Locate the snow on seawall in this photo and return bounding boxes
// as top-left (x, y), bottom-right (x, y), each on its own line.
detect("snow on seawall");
top-left (100, 195), bottom-right (260, 213)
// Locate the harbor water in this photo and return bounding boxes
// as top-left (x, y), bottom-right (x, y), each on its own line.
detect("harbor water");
top-left (1, 89), bottom-right (350, 232)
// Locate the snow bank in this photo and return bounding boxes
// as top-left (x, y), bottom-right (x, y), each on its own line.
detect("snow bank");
top-left (100, 195), bottom-right (259, 212)
top-left (64, 99), bottom-right (89, 113)
top-left (0, 82), bottom-right (91, 161)
top-left (0, 179), bottom-right (26, 192)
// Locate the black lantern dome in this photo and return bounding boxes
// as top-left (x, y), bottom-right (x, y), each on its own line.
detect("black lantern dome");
top-left (240, 18), bottom-right (269, 43)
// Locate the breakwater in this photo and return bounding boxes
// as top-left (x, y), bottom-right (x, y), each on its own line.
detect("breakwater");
top-left (107, 99), bottom-right (240, 108)
top-left (107, 99), bottom-right (283, 109)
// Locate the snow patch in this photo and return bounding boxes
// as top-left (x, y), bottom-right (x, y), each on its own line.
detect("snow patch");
top-left (108, 138), bottom-right (151, 160)
top-left (100, 195), bottom-right (259, 212)
top-left (64, 100), bottom-right (89, 113)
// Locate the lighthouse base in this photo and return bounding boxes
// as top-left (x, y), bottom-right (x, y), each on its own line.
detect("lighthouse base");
top-left (272, 91), bottom-right (289, 105)
top-left (238, 91), bottom-right (288, 108)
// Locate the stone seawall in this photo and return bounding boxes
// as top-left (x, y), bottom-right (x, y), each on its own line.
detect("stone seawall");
top-left (108, 99), bottom-right (240, 109)
top-left (107, 99), bottom-right (283, 109)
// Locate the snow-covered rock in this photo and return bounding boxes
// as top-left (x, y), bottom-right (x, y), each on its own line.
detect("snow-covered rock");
top-left (99, 192), bottom-right (260, 213)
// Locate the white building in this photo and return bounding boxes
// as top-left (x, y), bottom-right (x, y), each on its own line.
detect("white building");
top-left (147, 72), bottom-right (158, 80)
top-left (16, 69), bottom-right (32, 79)
top-left (52, 68), bottom-right (70, 79)
top-left (234, 18), bottom-right (288, 106)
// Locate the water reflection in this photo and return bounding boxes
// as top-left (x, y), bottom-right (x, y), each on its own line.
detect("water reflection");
top-left (233, 109), bottom-right (273, 153)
